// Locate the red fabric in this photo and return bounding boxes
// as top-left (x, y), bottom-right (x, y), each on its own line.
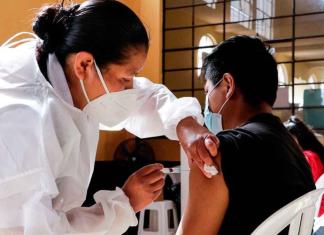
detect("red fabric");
top-left (303, 150), bottom-right (324, 217)
top-left (304, 150), bottom-right (324, 182)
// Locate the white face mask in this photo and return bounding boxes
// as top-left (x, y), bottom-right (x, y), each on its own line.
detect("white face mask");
top-left (204, 78), bottom-right (230, 135)
top-left (80, 61), bottom-right (138, 127)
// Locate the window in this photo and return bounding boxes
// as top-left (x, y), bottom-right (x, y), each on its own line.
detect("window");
top-left (256, 0), bottom-right (274, 39)
top-left (203, 0), bottom-right (216, 9)
top-left (231, 0), bottom-right (253, 29)
top-left (197, 34), bottom-right (216, 76)
top-left (278, 64), bottom-right (288, 85)
top-left (308, 75), bottom-right (317, 89)
top-left (163, 0), bottom-right (324, 132)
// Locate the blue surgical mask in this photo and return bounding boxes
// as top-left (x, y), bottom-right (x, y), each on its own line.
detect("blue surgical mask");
top-left (204, 96), bottom-right (223, 135)
top-left (204, 78), bottom-right (230, 135)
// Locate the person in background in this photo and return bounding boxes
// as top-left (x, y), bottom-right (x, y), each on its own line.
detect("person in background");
top-left (285, 116), bottom-right (324, 217)
top-left (176, 35), bottom-right (315, 235)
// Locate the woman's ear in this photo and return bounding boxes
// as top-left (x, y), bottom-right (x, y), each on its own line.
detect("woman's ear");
top-left (223, 73), bottom-right (235, 99)
top-left (73, 52), bottom-right (95, 81)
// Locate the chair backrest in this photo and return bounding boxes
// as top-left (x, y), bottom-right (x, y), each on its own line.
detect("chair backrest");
top-left (316, 174), bottom-right (324, 189)
top-left (314, 174), bottom-right (324, 218)
top-left (251, 188), bottom-right (324, 235)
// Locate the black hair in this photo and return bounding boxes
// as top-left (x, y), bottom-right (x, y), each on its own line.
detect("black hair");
top-left (285, 116), bottom-right (324, 165)
top-left (202, 35), bottom-right (278, 107)
top-left (33, 0), bottom-right (149, 79)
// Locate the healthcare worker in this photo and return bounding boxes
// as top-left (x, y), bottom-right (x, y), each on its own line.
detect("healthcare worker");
top-left (0, 0), bottom-right (218, 234)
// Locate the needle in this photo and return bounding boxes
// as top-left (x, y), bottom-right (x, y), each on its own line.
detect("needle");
top-left (161, 167), bottom-right (181, 174)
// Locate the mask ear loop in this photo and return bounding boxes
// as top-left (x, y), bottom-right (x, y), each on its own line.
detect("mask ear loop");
top-left (204, 93), bottom-right (210, 114)
top-left (218, 78), bottom-right (235, 114)
top-left (80, 80), bottom-right (90, 103)
top-left (1, 32), bottom-right (39, 48)
top-left (205, 77), bottom-right (225, 113)
top-left (80, 61), bottom-right (111, 104)
top-left (93, 61), bottom-right (110, 93)
top-left (218, 95), bottom-right (230, 114)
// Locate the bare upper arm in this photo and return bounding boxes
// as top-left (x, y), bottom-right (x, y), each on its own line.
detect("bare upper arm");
top-left (177, 155), bottom-right (229, 235)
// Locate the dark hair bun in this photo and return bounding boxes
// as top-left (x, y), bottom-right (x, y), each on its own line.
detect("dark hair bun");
top-left (33, 4), bottom-right (78, 53)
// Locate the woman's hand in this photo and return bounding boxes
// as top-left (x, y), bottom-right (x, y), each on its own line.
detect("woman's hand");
top-left (122, 163), bottom-right (165, 213)
top-left (177, 117), bottom-right (219, 178)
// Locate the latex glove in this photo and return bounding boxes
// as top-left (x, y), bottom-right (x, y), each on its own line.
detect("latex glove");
top-left (122, 164), bottom-right (165, 212)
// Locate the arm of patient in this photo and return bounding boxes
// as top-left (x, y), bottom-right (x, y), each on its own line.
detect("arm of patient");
top-left (176, 154), bottom-right (229, 235)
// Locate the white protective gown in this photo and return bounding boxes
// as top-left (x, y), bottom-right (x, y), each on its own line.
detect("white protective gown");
top-left (0, 39), bottom-right (203, 235)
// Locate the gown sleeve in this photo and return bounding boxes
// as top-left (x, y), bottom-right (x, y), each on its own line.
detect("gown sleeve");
top-left (0, 105), bottom-right (137, 235)
top-left (120, 77), bottom-right (204, 140)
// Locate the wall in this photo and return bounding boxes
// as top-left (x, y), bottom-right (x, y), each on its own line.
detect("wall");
top-left (97, 134), bottom-right (180, 162)
top-left (120, 0), bottom-right (162, 84)
top-left (96, 131), bottom-right (180, 162)
top-left (0, 0), bottom-right (48, 42)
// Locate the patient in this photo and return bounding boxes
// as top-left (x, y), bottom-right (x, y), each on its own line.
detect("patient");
top-left (285, 116), bottom-right (324, 183)
top-left (176, 36), bottom-right (315, 235)
top-left (285, 116), bottom-right (324, 217)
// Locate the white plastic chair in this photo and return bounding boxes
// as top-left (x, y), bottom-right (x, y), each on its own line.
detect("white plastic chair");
top-left (315, 174), bottom-right (324, 217)
top-left (315, 174), bottom-right (324, 189)
top-left (138, 200), bottom-right (179, 235)
top-left (252, 188), bottom-right (324, 235)
top-left (313, 174), bottom-right (324, 231)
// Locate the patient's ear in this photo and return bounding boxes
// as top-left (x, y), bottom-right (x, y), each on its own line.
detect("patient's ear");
top-left (223, 73), bottom-right (235, 99)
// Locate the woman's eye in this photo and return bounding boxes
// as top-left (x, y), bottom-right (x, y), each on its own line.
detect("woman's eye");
top-left (122, 78), bottom-right (131, 83)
